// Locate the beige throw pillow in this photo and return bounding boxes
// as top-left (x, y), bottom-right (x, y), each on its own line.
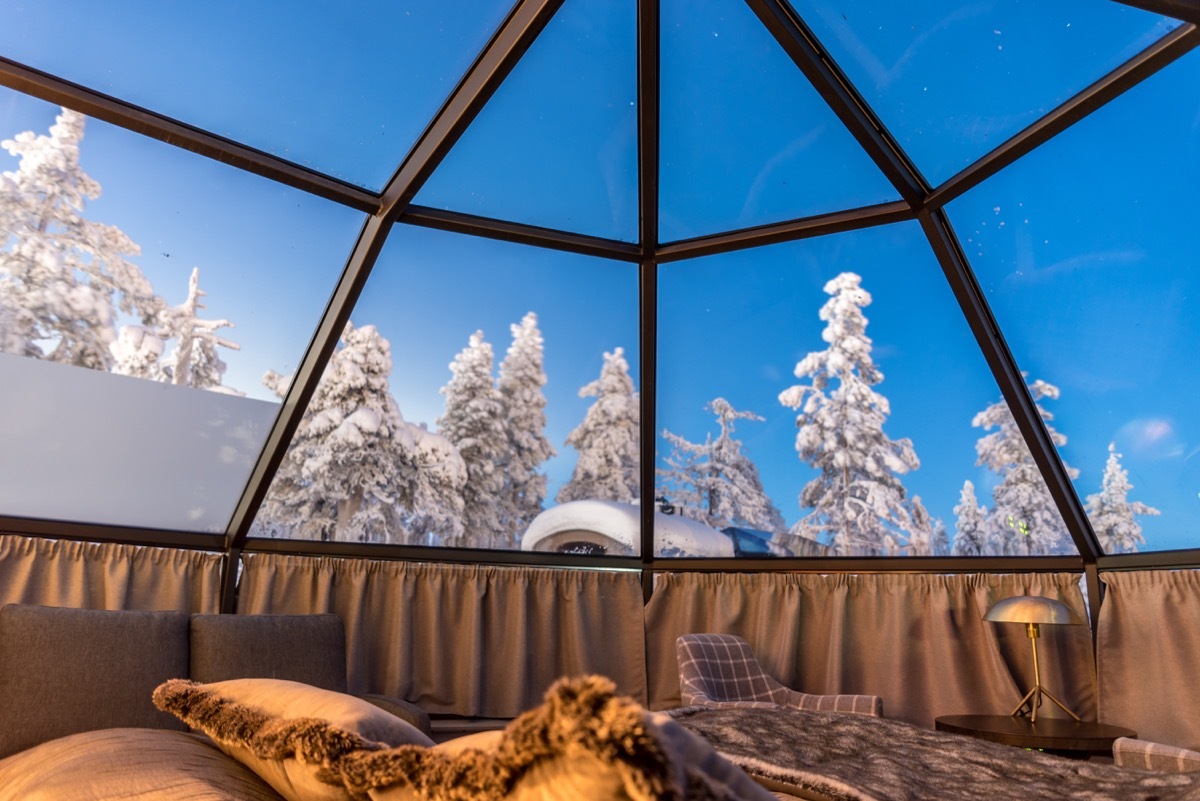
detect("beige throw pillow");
top-left (154, 677), bottom-right (433, 801)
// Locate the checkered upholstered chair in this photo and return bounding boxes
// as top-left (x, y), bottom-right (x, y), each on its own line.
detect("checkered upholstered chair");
top-left (676, 633), bottom-right (883, 717)
top-left (1113, 738), bottom-right (1200, 773)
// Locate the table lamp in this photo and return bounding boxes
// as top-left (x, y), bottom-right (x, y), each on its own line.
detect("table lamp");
top-left (984, 595), bottom-right (1082, 723)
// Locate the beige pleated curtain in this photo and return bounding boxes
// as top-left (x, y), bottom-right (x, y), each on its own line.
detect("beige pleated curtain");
top-left (0, 534), bottom-right (222, 612)
top-left (1097, 570), bottom-right (1200, 750)
top-left (644, 571), bottom-right (1096, 727)
top-left (237, 553), bottom-right (647, 718)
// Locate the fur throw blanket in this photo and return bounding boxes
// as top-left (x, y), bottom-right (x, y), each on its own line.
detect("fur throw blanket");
top-left (669, 706), bottom-right (1200, 801)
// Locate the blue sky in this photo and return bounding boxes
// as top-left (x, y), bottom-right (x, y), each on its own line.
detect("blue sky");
top-left (1, 0), bottom-right (1197, 553)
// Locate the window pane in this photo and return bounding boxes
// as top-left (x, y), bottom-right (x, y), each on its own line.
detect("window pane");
top-left (0, 92), bottom-right (364, 531)
top-left (417, 0), bottom-right (638, 242)
top-left (792, 0), bottom-right (1180, 185)
top-left (253, 225), bottom-right (641, 554)
top-left (0, 0), bottom-right (512, 189)
top-left (657, 221), bottom-right (1075, 557)
top-left (947, 50), bottom-right (1200, 555)
top-left (659, 0), bottom-right (898, 242)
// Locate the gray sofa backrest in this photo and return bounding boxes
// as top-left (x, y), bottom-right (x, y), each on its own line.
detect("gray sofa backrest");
top-left (0, 604), bottom-right (189, 759)
top-left (189, 612), bottom-right (347, 691)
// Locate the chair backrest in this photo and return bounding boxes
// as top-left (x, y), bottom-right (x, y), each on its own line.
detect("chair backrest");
top-left (676, 633), bottom-right (784, 706)
top-left (189, 613), bottom-right (348, 691)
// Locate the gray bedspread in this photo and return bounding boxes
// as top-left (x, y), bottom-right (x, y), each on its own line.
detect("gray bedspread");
top-left (669, 706), bottom-right (1200, 801)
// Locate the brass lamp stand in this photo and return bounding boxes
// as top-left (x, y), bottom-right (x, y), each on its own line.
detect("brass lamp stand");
top-left (985, 595), bottom-right (1082, 723)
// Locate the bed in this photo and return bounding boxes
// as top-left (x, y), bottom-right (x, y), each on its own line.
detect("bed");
top-left (669, 705), bottom-right (1200, 801)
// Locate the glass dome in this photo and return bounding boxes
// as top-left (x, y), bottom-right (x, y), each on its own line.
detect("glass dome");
top-left (1, 0), bottom-right (1197, 577)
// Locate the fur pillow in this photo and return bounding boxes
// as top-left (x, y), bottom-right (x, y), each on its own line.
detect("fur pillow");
top-left (153, 678), bottom-right (434, 801)
top-left (332, 675), bottom-right (776, 800)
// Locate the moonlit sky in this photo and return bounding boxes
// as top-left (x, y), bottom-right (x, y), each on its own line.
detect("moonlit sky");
top-left (1, 0), bottom-right (1198, 552)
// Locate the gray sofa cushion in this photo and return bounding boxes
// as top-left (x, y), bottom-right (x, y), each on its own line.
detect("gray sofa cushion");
top-left (0, 604), bottom-right (189, 759)
top-left (190, 613), bottom-right (347, 691)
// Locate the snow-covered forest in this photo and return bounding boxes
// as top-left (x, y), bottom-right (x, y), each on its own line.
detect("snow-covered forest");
top-left (0, 108), bottom-right (1160, 555)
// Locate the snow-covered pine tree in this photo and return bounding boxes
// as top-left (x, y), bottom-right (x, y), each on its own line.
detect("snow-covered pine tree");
top-left (972, 379), bottom-right (1078, 555)
top-left (256, 323), bottom-right (415, 543)
top-left (1084, 442), bottom-right (1159, 554)
top-left (952, 479), bottom-right (989, 556)
top-left (658, 398), bottom-right (785, 534)
top-left (558, 347), bottom-right (640, 504)
top-left (0, 108), bottom-right (158, 370)
top-left (157, 267), bottom-right (241, 393)
top-left (112, 267), bottom-right (243, 394)
top-left (496, 312), bottom-right (555, 545)
top-left (438, 330), bottom-right (508, 548)
top-left (400, 423), bottom-right (467, 547)
top-left (778, 272), bottom-right (929, 556)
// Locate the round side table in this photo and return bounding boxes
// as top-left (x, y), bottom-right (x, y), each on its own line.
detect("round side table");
top-left (935, 714), bottom-right (1136, 758)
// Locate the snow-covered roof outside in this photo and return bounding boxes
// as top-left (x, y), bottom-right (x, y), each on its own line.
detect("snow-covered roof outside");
top-left (522, 499), bottom-right (735, 558)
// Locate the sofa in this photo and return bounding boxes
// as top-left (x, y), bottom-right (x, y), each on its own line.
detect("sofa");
top-left (0, 604), bottom-right (781, 801)
top-left (0, 603), bottom-right (431, 760)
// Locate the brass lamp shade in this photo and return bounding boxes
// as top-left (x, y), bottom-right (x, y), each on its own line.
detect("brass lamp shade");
top-left (984, 595), bottom-right (1081, 626)
top-left (985, 595), bottom-right (1081, 723)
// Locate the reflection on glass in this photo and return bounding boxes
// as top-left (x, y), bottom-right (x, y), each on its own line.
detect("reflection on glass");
top-left (659, 0), bottom-right (898, 242)
top-left (417, 0), bottom-right (638, 241)
top-left (0, 92), bottom-right (363, 531)
top-left (656, 221), bottom-right (1073, 557)
top-left (253, 225), bottom-right (641, 553)
top-left (0, 0), bottom-right (512, 188)
top-left (792, 0), bottom-right (1180, 185)
top-left (948, 50), bottom-right (1200, 555)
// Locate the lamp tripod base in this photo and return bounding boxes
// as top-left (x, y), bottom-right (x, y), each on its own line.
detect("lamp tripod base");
top-left (1012, 622), bottom-right (1081, 724)
top-left (1010, 683), bottom-right (1080, 723)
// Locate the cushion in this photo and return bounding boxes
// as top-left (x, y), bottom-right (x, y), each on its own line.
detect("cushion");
top-left (190, 613), bottom-right (348, 691)
top-left (331, 674), bottom-right (777, 800)
top-left (0, 728), bottom-right (285, 801)
top-left (0, 604), bottom-right (189, 759)
top-left (1114, 737), bottom-right (1200, 773)
top-left (154, 677), bottom-right (434, 801)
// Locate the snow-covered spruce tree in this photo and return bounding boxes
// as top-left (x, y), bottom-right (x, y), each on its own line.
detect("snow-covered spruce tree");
top-left (952, 479), bottom-right (989, 556)
top-left (399, 423), bottom-right (467, 547)
top-left (777, 272), bottom-right (930, 556)
top-left (256, 323), bottom-right (415, 543)
top-left (0, 108), bottom-right (158, 370)
top-left (658, 398), bottom-right (785, 533)
top-left (112, 267), bottom-right (243, 394)
top-left (496, 312), bottom-right (555, 544)
top-left (438, 330), bottom-right (508, 548)
top-left (557, 347), bottom-right (640, 504)
top-left (1084, 442), bottom-right (1159, 554)
top-left (972, 379), bottom-right (1077, 556)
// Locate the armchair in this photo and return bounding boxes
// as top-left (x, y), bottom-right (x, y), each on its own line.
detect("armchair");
top-left (676, 632), bottom-right (883, 717)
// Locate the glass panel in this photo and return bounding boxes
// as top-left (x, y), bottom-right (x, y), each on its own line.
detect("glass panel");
top-left (0, 90), bottom-right (364, 531)
top-left (416, 0), bottom-right (638, 242)
top-left (657, 221), bottom-right (1075, 557)
top-left (0, 0), bottom-right (512, 189)
top-left (252, 225), bottom-right (641, 554)
top-left (659, 0), bottom-right (899, 243)
top-left (947, 50), bottom-right (1200, 554)
top-left (792, 0), bottom-right (1181, 185)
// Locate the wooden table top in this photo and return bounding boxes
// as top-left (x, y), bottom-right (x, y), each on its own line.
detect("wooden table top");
top-left (935, 714), bottom-right (1137, 752)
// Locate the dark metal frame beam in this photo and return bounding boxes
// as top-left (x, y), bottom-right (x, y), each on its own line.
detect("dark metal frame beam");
top-left (637, 0), bottom-right (662, 601)
top-left (743, 0), bottom-right (928, 206)
top-left (919, 209), bottom-right (1102, 564)
top-left (379, 0), bottom-right (566, 217)
top-left (398, 206), bottom-right (642, 262)
top-left (0, 56), bottom-right (379, 213)
top-left (929, 23), bottom-right (1200, 209)
top-left (1112, 0), bottom-right (1200, 26)
top-left (0, 517), bottom-right (224, 552)
top-left (656, 201), bottom-right (913, 263)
